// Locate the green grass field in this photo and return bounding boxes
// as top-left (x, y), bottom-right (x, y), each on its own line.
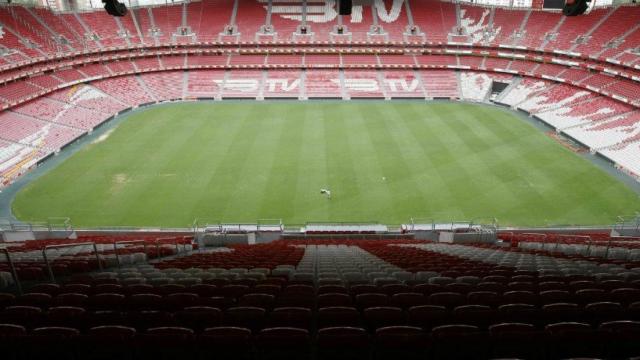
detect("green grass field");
top-left (11, 101), bottom-right (640, 227)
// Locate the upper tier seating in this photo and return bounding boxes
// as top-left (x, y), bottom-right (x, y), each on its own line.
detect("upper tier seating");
top-left (78, 10), bottom-right (127, 47)
top-left (0, 2), bottom-right (638, 63)
top-left (0, 1), bottom-right (639, 186)
top-left (518, 11), bottom-right (561, 50)
top-left (572, 6), bottom-right (640, 57)
top-left (459, 5), bottom-right (491, 44)
top-left (149, 5), bottom-right (183, 43)
top-left (413, 1), bottom-right (456, 43)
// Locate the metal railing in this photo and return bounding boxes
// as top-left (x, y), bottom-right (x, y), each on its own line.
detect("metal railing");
top-left (257, 219), bottom-right (284, 232)
top-left (113, 240), bottom-right (148, 268)
top-left (601, 236), bottom-right (640, 260)
top-left (615, 214), bottom-right (640, 235)
top-left (471, 217), bottom-right (499, 229)
top-left (0, 248), bottom-right (22, 295)
top-left (154, 237), bottom-right (182, 258)
top-left (42, 242), bottom-right (102, 283)
top-left (511, 233), bottom-right (640, 260)
top-left (555, 234), bottom-right (592, 255)
top-left (0, 218), bottom-right (49, 232)
top-left (409, 218), bottom-right (435, 232)
top-left (1, 213), bottom-right (632, 236)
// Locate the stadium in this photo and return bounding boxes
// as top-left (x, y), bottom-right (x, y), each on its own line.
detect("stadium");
top-left (0, 0), bottom-right (639, 358)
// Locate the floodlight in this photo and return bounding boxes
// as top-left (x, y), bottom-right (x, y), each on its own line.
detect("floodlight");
top-left (563, 0), bottom-right (593, 16)
top-left (103, 0), bottom-right (127, 17)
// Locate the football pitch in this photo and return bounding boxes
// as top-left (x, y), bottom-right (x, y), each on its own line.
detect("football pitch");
top-left (10, 101), bottom-right (640, 227)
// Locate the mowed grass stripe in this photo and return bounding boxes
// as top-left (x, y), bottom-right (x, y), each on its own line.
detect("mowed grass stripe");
top-left (11, 101), bottom-right (640, 227)
top-left (366, 103), bottom-right (429, 219)
top-left (396, 103), bottom-right (458, 216)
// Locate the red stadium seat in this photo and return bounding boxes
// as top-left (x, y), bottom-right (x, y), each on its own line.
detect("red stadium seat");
top-left (407, 305), bottom-right (448, 330)
top-left (453, 304), bottom-right (495, 328)
top-left (28, 326), bottom-right (80, 358)
top-left (0, 305), bottom-right (43, 329)
top-left (15, 293), bottom-right (52, 309)
top-left (255, 327), bottom-right (311, 360)
top-left (501, 290), bottom-right (538, 306)
top-left (363, 306), bottom-right (405, 331)
top-left (431, 324), bottom-right (490, 360)
top-left (428, 292), bottom-right (466, 309)
top-left (138, 327), bottom-right (195, 359)
top-left (29, 283), bottom-right (61, 296)
top-left (129, 310), bottom-right (175, 331)
top-left (224, 306), bottom-right (266, 332)
top-left (88, 293), bottom-right (125, 311)
top-left (52, 293), bottom-right (88, 307)
top-left (545, 322), bottom-right (603, 359)
top-left (541, 303), bottom-right (582, 324)
top-left (355, 293), bottom-right (389, 310)
top-left (0, 293), bottom-right (16, 310)
top-left (46, 306), bottom-right (86, 328)
top-left (174, 306), bottom-right (222, 332)
top-left (200, 327), bottom-right (252, 360)
top-left (266, 307), bottom-right (312, 330)
top-left (79, 325), bottom-right (136, 360)
top-left (584, 301), bottom-right (625, 325)
top-left (575, 288), bottom-right (610, 305)
top-left (318, 307), bottom-right (361, 328)
top-left (497, 303), bottom-right (539, 325)
top-left (317, 327), bottom-right (369, 360)
top-left (165, 292), bottom-right (200, 311)
top-left (318, 293), bottom-right (353, 308)
top-left (374, 326), bottom-right (428, 360)
top-left (129, 293), bottom-right (163, 311)
top-left (0, 323), bottom-right (27, 358)
top-left (390, 293), bottom-right (428, 309)
top-left (488, 322), bottom-right (541, 359)
top-left (599, 320), bottom-right (640, 358)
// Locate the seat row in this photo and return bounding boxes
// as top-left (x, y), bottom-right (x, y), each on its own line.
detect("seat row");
top-left (4, 285), bottom-right (640, 311)
top-left (7, 282), bottom-right (640, 309)
top-left (405, 243), bottom-right (640, 276)
top-left (1, 321), bottom-right (639, 360)
top-left (2, 299), bottom-right (640, 333)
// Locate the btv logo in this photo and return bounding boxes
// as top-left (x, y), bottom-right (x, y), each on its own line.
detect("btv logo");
top-left (334, 78), bottom-right (420, 92)
top-left (214, 79), bottom-right (259, 92)
top-left (214, 79), bottom-right (301, 92)
top-left (258, 0), bottom-right (405, 24)
top-left (385, 78), bottom-right (419, 92)
top-left (265, 79), bottom-right (300, 92)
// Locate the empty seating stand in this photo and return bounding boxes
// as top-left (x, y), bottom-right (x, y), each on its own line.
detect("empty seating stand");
top-left (2, 237), bottom-right (640, 359)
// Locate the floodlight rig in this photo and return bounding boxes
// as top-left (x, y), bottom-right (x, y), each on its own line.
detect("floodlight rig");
top-left (103, 0), bottom-right (128, 17)
top-left (563, 0), bottom-right (596, 16)
top-left (339, 0), bottom-right (352, 15)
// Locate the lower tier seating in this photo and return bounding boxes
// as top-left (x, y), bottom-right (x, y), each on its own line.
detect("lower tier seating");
top-left (1, 239), bottom-right (640, 359)
top-left (1, 69), bottom-right (639, 188)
